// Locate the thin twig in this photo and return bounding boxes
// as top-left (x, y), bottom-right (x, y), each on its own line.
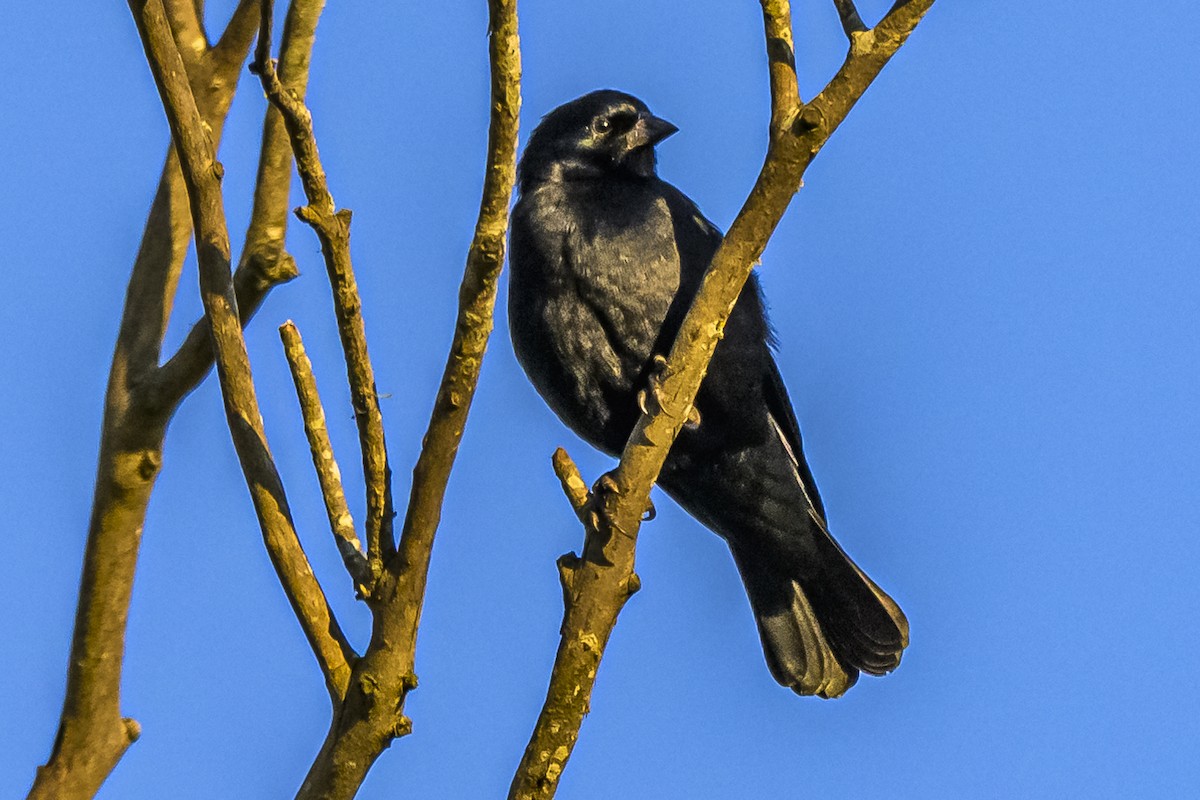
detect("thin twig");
top-left (252, 0), bottom-right (395, 578)
top-left (508, 1), bottom-right (935, 796)
top-left (280, 321), bottom-right (372, 594)
top-left (551, 448), bottom-right (589, 522)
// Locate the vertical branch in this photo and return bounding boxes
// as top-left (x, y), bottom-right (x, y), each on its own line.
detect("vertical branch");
top-left (763, 0), bottom-right (802, 123)
top-left (509, 1), bottom-right (935, 797)
top-left (392, 0), bottom-right (522, 591)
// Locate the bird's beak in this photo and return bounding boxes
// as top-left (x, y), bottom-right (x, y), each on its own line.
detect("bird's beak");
top-left (632, 114), bottom-right (679, 148)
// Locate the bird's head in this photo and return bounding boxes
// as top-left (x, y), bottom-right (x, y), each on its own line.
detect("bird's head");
top-left (519, 90), bottom-right (678, 187)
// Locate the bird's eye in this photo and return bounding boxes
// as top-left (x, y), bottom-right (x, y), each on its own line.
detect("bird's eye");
top-left (593, 117), bottom-right (612, 135)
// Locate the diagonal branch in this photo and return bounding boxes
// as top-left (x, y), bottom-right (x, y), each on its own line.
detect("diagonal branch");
top-left (163, 0), bottom-right (207, 68)
top-left (129, 0), bottom-right (355, 701)
top-left (393, 0), bottom-right (521, 596)
top-left (212, 0), bottom-right (261, 69)
top-left (509, 1), bottom-right (935, 797)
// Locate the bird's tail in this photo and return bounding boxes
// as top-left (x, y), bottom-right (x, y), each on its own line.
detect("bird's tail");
top-left (730, 515), bottom-right (909, 698)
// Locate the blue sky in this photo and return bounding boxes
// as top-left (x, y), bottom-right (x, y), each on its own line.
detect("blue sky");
top-left (3, 1), bottom-right (1199, 797)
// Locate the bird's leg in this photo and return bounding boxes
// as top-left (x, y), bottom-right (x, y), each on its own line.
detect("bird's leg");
top-left (637, 354), bottom-right (702, 430)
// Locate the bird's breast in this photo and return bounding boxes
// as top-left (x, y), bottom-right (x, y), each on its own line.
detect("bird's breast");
top-left (509, 180), bottom-right (683, 451)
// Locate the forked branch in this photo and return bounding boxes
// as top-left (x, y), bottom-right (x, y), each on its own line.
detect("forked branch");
top-left (246, 0), bottom-right (522, 796)
top-left (26, 1), bottom-right (312, 796)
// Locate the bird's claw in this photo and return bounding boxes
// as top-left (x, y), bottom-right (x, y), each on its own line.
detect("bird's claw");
top-left (585, 473), bottom-right (620, 534)
top-left (638, 355), bottom-right (701, 431)
top-left (636, 354), bottom-right (670, 416)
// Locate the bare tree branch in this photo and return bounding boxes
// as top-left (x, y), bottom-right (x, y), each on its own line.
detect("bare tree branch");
top-left (212, 0), bottom-right (261, 68)
top-left (393, 0), bottom-right (521, 606)
top-left (509, 1), bottom-right (935, 796)
top-left (252, 0), bottom-right (395, 582)
top-left (551, 448), bottom-right (590, 524)
top-left (243, 0), bottom-right (520, 794)
top-left (150, 0), bottom-right (327, 411)
top-left (25, 4), bottom-right (276, 796)
top-left (280, 321), bottom-right (372, 594)
top-left (764, 0), bottom-right (802, 120)
top-left (128, 0), bottom-right (355, 701)
top-left (163, 0), bottom-right (208, 67)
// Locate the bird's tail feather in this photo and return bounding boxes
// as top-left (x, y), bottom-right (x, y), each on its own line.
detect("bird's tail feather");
top-left (732, 517), bottom-right (908, 698)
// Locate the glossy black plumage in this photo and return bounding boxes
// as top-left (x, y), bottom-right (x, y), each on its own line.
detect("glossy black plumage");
top-left (508, 90), bottom-right (908, 697)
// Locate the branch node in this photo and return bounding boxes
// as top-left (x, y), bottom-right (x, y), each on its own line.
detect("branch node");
top-left (765, 36), bottom-right (796, 72)
top-left (295, 204), bottom-right (320, 225)
top-left (260, 250), bottom-right (300, 286)
top-left (794, 104), bottom-right (825, 134)
top-left (137, 451), bottom-right (162, 481)
top-left (850, 27), bottom-right (877, 56)
top-left (392, 716), bottom-right (414, 740)
top-left (556, 552), bottom-right (581, 596)
top-left (121, 717), bottom-right (142, 743)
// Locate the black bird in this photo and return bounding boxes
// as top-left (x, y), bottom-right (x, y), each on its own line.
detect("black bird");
top-left (508, 90), bottom-right (908, 697)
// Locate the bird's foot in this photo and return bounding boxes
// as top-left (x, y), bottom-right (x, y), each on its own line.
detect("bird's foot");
top-left (582, 472), bottom-right (621, 565)
top-left (585, 472), bottom-right (620, 534)
top-left (580, 471), bottom-right (656, 564)
top-left (637, 354), bottom-right (701, 430)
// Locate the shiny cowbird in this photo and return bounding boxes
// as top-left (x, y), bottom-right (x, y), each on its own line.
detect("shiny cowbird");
top-left (507, 90), bottom-right (908, 697)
